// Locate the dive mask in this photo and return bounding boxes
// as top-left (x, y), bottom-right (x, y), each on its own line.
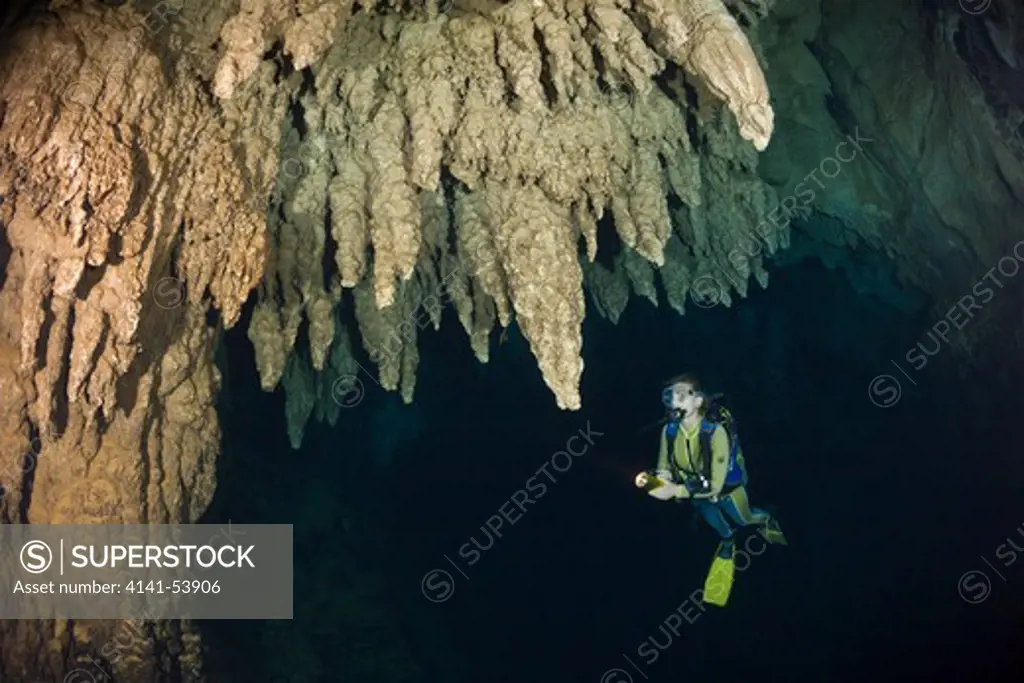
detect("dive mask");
top-left (661, 386), bottom-right (675, 409)
top-left (662, 384), bottom-right (704, 416)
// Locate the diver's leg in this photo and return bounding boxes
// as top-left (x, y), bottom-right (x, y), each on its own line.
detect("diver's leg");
top-left (720, 487), bottom-right (771, 526)
top-left (693, 499), bottom-right (734, 539)
top-left (693, 500), bottom-right (736, 559)
top-left (696, 500), bottom-right (739, 605)
top-left (721, 487), bottom-right (787, 545)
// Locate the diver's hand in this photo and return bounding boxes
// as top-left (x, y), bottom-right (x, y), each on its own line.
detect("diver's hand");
top-left (634, 472), bottom-right (651, 488)
top-left (648, 481), bottom-right (685, 500)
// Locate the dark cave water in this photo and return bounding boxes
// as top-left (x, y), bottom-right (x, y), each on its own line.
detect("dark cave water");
top-left (201, 231), bottom-right (1024, 683)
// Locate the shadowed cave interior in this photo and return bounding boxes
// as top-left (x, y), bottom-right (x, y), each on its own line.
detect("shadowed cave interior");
top-left (205, 225), bottom-right (1024, 683)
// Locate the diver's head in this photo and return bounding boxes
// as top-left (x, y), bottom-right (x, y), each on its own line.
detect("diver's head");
top-left (661, 373), bottom-right (706, 420)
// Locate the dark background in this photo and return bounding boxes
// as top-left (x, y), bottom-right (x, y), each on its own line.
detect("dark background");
top-left (203, 228), bottom-right (1024, 683)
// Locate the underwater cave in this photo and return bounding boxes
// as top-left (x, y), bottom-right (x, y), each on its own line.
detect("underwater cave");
top-left (1, 0), bottom-right (1023, 682)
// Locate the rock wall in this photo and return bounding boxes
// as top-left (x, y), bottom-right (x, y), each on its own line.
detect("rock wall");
top-left (760, 0), bottom-right (1024, 358)
top-left (0, 2), bottom-right (285, 679)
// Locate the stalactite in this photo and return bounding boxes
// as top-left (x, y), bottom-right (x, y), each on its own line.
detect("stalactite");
top-left (235, 0), bottom-right (777, 420)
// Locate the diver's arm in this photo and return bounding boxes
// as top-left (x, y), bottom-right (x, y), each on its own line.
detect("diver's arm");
top-left (637, 429), bottom-right (670, 491)
top-left (657, 429), bottom-right (690, 498)
top-left (655, 428), bottom-right (668, 472)
top-left (693, 426), bottom-right (729, 499)
top-left (638, 428), bottom-right (687, 498)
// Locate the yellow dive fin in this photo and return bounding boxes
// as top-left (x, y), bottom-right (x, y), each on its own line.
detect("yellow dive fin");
top-left (761, 520), bottom-right (788, 546)
top-left (703, 544), bottom-right (736, 607)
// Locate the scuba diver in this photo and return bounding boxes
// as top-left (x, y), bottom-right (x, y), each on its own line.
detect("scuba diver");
top-left (634, 373), bottom-right (786, 606)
